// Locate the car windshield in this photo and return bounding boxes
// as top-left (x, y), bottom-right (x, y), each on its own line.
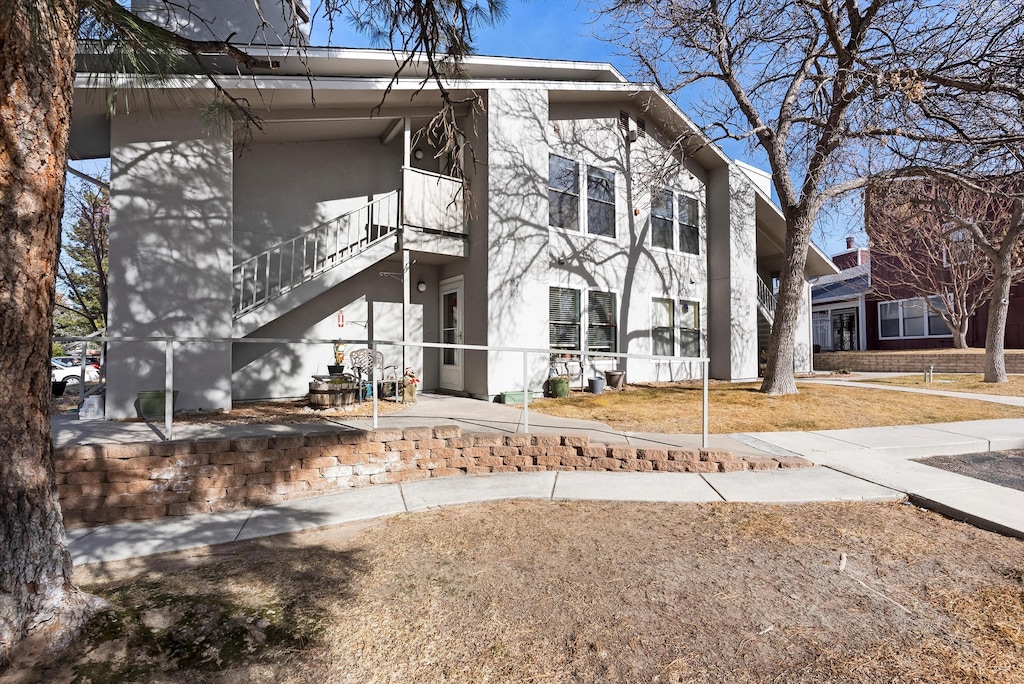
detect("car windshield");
top-left (51, 359), bottom-right (70, 367)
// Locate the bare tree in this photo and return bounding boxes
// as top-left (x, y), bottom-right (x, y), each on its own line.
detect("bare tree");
top-left (0, 0), bottom-right (503, 663)
top-left (598, 0), bottom-right (1024, 394)
top-left (866, 178), bottom-right (997, 349)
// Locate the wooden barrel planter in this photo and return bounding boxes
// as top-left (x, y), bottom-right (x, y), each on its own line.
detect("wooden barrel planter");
top-left (308, 381), bottom-right (361, 408)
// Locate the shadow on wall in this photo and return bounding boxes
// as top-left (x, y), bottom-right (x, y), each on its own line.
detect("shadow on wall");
top-left (484, 95), bottom-right (711, 392)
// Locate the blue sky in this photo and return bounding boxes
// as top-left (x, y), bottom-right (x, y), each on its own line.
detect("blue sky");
top-left (311, 0), bottom-right (859, 257)
top-left (69, 1), bottom-right (859, 257)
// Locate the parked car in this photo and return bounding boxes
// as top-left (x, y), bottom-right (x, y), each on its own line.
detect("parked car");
top-left (51, 360), bottom-right (100, 385)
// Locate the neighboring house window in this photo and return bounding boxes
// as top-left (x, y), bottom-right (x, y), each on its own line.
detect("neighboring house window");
top-left (878, 296), bottom-right (952, 339)
top-left (549, 286), bottom-right (581, 350)
top-left (587, 167), bottom-right (616, 238)
top-left (651, 188), bottom-right (699, 254)
top-left (651, 298), bottom-right (675, 356)
top-left (587, 290), bottom-right (617, 353)
top-left (549, 153), bottom-right (616, 238)
top-left (549, 155), bottom-right (579, 231)
top-left (943, 228), bottom-right (974, 266)
top-left (652, 298), bottom-right (701, 356)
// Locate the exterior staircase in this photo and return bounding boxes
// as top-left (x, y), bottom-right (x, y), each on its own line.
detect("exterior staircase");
top-left (756, 275), bottom-right (776, 361)
top-left (231, 167), bottom-right (467, 336)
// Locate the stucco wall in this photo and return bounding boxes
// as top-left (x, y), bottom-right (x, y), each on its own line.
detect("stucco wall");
top-left (107, 110), bottom-right (234, 418)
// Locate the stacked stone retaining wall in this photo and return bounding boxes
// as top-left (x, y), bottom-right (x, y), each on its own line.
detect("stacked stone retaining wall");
top-left (54, 425), bottom-right (809, 528)
top-left (814, 350), bottom-right (1024, 374)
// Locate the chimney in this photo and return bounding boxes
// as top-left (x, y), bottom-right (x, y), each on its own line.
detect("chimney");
top-left (846, 237), bottom-right (855, 249)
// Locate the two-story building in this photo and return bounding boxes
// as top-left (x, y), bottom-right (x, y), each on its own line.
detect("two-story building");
top-left (68, 6), bottom-right (835, 418)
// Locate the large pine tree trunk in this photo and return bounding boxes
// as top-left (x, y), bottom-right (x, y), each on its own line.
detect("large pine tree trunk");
top-left (760, 212), bottom-right (814, 395)
top-left (0, 1), bottom-right (103, 664)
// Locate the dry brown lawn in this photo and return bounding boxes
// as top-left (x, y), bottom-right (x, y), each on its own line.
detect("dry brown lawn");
top-left (856, 373), bottom-right (1024, 397)
top-left (528, 381), bottom-right (1024, 433)
top-left (5, 500), bottom-right (1023, 683)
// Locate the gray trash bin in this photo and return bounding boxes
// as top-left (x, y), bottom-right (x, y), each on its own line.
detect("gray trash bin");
top-left (589, 376), bottom-right (605, 394)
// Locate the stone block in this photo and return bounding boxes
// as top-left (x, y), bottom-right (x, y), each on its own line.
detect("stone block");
top-left (230, 437), bottom-right (269, 452)
top-left (562, 435), bottom-right (590, 447)
top-left (432, 425), bottom-right (462, 439)
top-left (402, 427), bottom-right (434, 441)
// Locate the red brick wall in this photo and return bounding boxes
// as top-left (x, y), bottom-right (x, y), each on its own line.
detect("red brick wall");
top-left (54, 425), bottom-right (807, 528)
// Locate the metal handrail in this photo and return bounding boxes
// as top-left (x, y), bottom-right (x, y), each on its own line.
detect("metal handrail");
top-left (756, 275), bottom-right (777, 320)
top-left (232, 191), bottom-right (401, 316)
top-left (53, 333), bottom-right (711, 448)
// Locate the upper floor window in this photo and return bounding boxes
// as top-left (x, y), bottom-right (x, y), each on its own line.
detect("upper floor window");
top-left (549, 155), bottom-right (579, 231)
top-left (651, 188), bottom-right (699, 254)
top-left (587, 167), bottom-right (616, 238)
top-left (549, 154), bottom-right (616, 238)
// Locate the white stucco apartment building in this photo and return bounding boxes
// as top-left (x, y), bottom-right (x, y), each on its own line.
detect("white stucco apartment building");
top-left (68, 5), bottom-right (835, 418)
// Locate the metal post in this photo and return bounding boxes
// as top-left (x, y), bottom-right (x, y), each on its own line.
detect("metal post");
top-left (78, 353), bottom-right (88, 404)
top-left (165, 339), bottom-right (174, 441)
top-left (523, 350), bottom-right (530, 434)
top-left (701, 359), bottom-right (709, 449)
top-left (402, 249), bottom-right (410, 396)
top-left (371, 341), bottom-right (379, 429)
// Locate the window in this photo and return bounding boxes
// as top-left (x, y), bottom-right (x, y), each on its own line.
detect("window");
top-left (651, 188), bottom-right (699, 254)
top-left (879, 301), bottom-right (900, 338)
top-left (549, 287), bottom-right (580, 350)
top-left (927, 296), bottom-right (949, 336)
top-left (903, 299), bottom-right (926, 336)
top-left (549, 155), bottom-right (578, 231)
top-left (651, 189), bottom-right (674, 250)
top-left (679, 300), bottom-right (700, 356)
top-left (549, 154), bottom-right (616, 238)
top-left (651, 298), bottom-right (674, 356)
top-left (678, 196), bottom-right (699, 255)
top-left (878, 297), bottom-right (952, 339)
top-left (587, 167), bottom-right (615, 238)
top-left (943, 228), bottom-right (974, 266)
top-left (651, 298), bottom-right (701, 357)
top-left (587, 291), bottom-right (617, 353)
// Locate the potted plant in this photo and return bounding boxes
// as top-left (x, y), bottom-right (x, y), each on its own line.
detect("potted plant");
top-left (548, 374), bottom-right (570, 398)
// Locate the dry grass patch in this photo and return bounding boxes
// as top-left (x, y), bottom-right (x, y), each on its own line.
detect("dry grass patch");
top-left (856, 373), bottom-right (1024, 397)
top-left (7, 500), bottom-right (1023, 683)
top-left (528, 381), bottom-right (1024, 433)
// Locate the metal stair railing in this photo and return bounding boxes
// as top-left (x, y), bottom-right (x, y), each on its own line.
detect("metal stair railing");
top-left (756, 274), bottom-right (777, 323)
top-left (233, 191), bottom-right (400, 316)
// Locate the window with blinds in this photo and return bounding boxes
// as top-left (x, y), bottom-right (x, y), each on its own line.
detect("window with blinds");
top-left (587, 291), bottom-right (617, 353)
top-left (549, 286), bottom-right (580, 350)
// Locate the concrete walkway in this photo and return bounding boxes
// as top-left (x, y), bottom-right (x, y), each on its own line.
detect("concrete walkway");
top-left (58, 384), bottom-right (1024, 565)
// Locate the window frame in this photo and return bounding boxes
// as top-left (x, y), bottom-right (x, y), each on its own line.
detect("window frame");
top-left (877, 296), bottom-right (953, 340)
top-left (650, 187), bottom-right (700, 255)
top-left (651, 297), bottom-right (701, 358)
top-left (548, 153), bottom-right (618, 240)
top-left (549, 285), bottom-right (620, 355)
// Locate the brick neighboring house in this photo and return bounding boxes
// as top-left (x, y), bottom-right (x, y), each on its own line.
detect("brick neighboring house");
top-left (811, 224), bottom-right (1024, 353)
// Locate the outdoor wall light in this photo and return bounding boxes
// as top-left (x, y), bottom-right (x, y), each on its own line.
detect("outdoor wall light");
top-left (417, 281), bottom-right (427, 292)
top-left (413, 148), bottom-right (425, 160)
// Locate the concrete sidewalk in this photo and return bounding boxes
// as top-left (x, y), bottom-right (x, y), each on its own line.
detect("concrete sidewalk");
top-left (68, 467), bottom-right (901, 565)
top-left (56, 390), bottom-right (1024, 565)
top-left (738, 418), bottom-right (1024, 541)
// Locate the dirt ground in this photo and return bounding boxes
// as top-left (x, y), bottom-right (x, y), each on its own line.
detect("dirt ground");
top-left (4, 500), bottom-right (1024, 683)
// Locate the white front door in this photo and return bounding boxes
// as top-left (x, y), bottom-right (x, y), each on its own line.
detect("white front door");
top-left (439, 277), bottom-right (464, 391)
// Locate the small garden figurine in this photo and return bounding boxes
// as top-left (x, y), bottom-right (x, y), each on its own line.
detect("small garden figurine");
top-left (333, 342), bottom-right (347, 366)
top-left (403, 367), bottom-right (420, 404)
